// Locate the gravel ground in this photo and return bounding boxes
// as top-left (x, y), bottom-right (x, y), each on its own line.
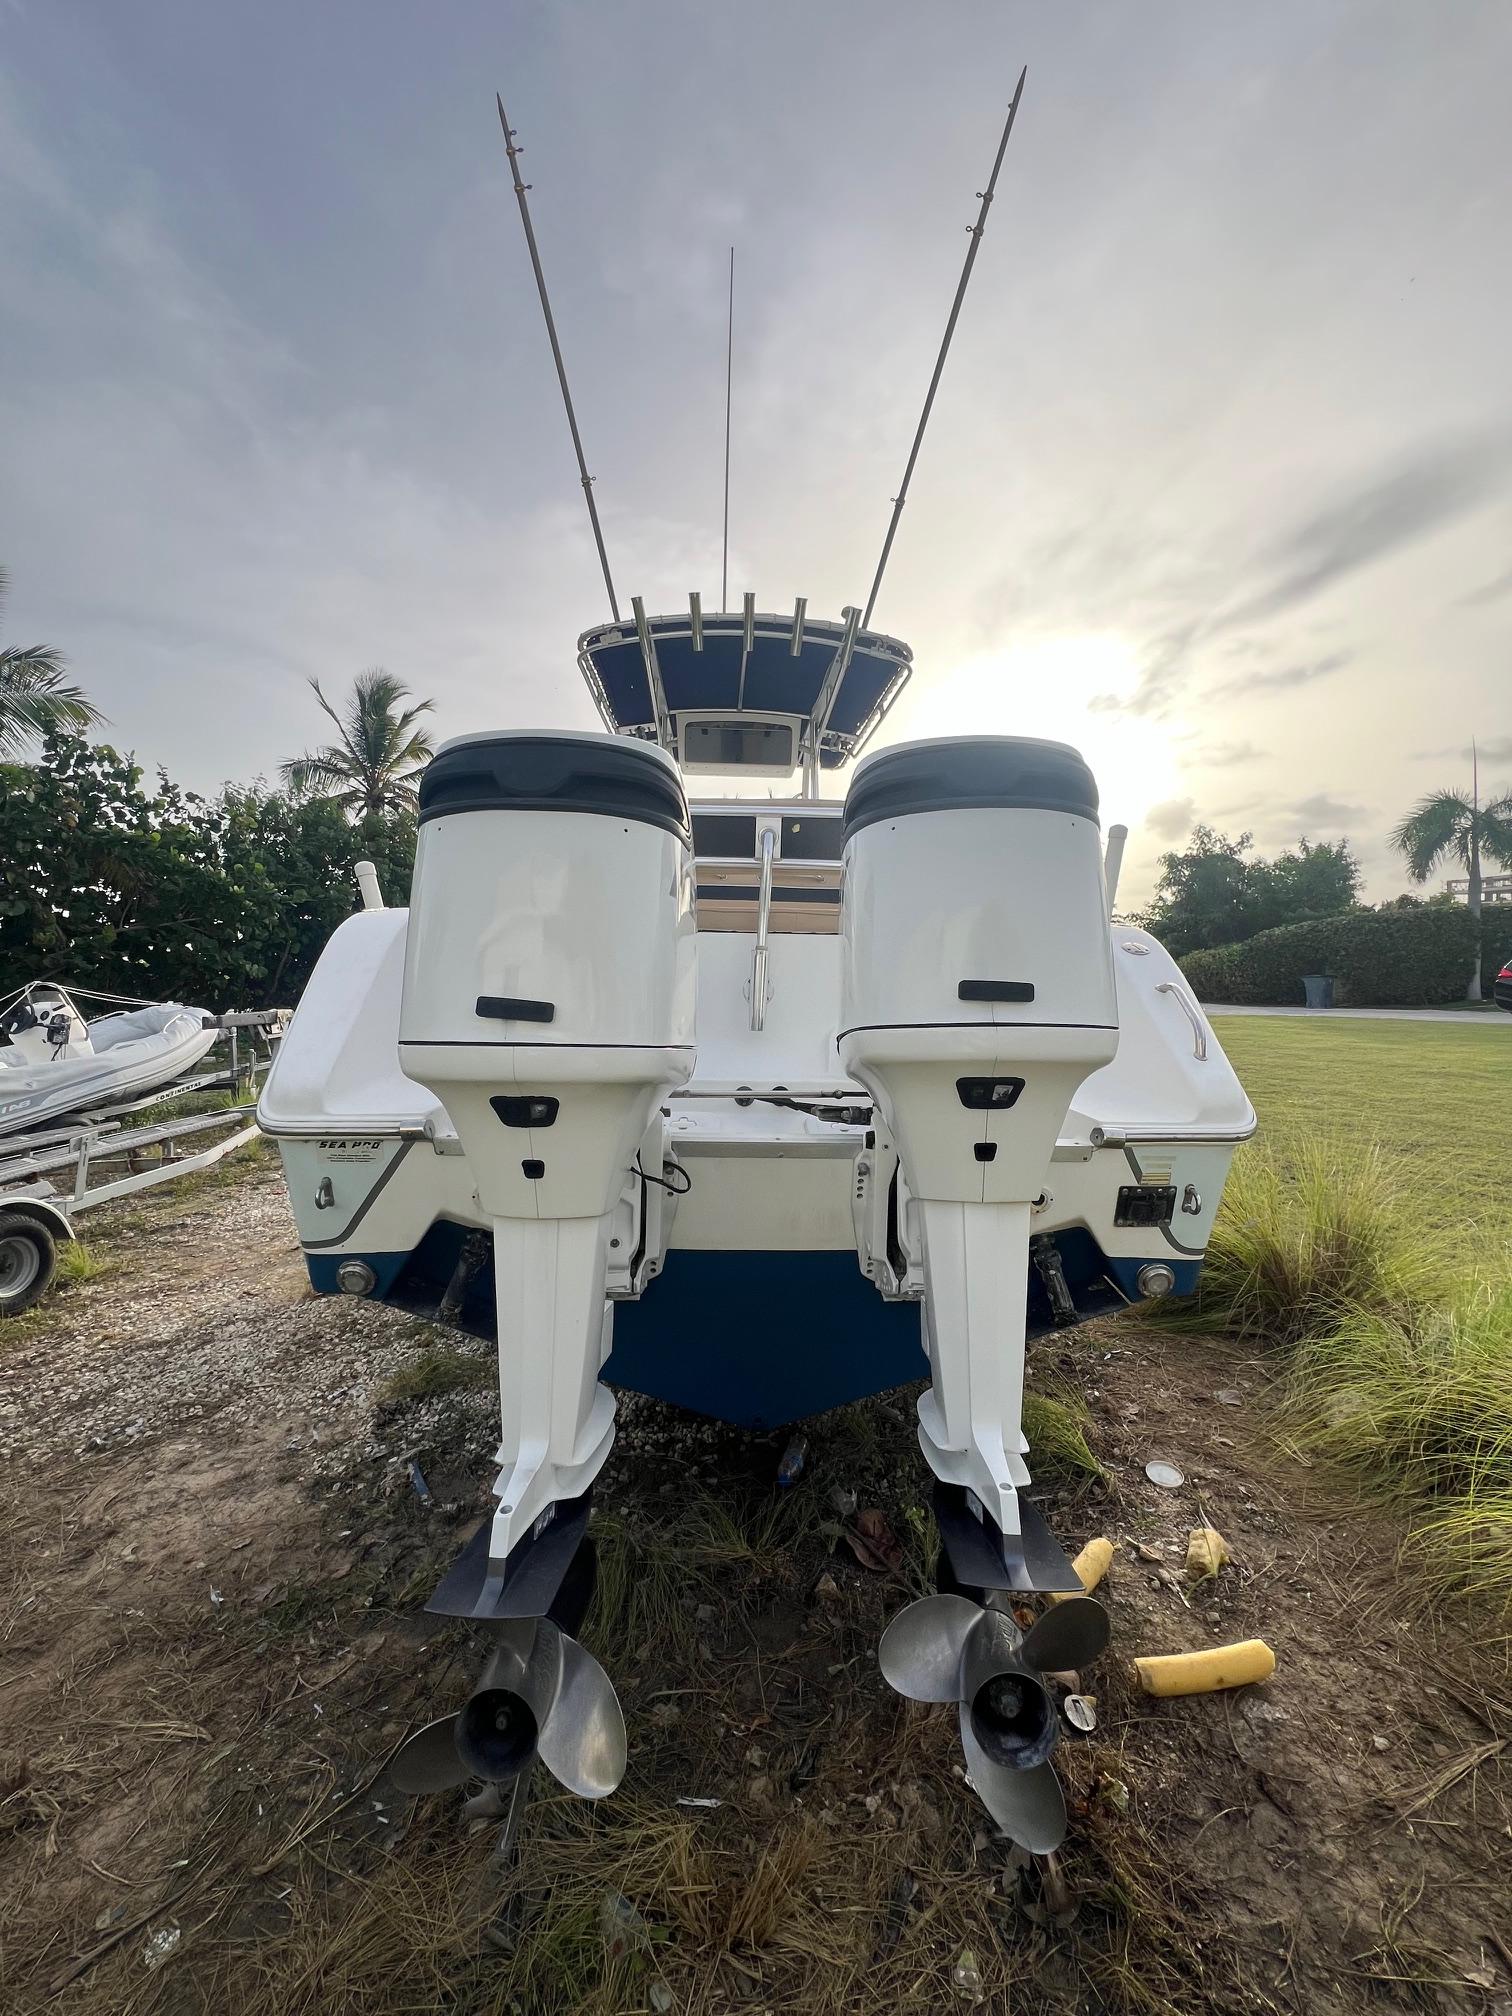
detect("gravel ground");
top-left (0, 1144), bottom-right (779, 1512)
top-left (0, 1157), bottom-right (426, 1467)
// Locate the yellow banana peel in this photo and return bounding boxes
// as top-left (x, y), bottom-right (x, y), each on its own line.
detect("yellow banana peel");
top-left (1134, 1639), bottom-right (1276, 1698)
top-left (1047, 1535), bottom-right (1116, 1606)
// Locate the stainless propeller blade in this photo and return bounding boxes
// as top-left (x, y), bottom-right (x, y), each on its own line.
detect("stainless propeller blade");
top-left (391, 1713), bottom-right (468, 1795)
top-left (878, 1594), bottom-right (982, 1702)
top-left (877, 1586), bottom-right (1109, 1854)
top-left (392, 1618), bottom-right (627, 1805)
top-left (538, 1633), bottom-right (626, 1798)
top-left (960, 1709), bottom-right (1067, 1854)
top-left (1020, 1595), bottom-right (1111, 1676)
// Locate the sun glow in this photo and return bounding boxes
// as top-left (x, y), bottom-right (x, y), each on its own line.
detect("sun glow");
top-left (896, 634), bottom-right (1186, 835)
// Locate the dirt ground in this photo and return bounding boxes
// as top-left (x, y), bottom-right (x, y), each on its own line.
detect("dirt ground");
top-left (2, 1148), bottom-right (1509, 2016)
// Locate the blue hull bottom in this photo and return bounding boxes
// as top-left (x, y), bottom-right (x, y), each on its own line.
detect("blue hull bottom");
top-left (605, 1248), bottom-right (928, 1429)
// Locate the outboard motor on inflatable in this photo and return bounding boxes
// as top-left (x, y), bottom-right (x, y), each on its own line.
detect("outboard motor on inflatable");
top-left (0, 985), bottom-right (91, 1066)
top-left (399, 730), bottom-right (697, 1591)
top-left (839, 736), bottom-right (1117, 1554)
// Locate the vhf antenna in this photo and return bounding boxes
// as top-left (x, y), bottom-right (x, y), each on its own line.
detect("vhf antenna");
top-left (722, 247), bottom-right (734, 613)
top-left (495, 91), bottom-right (620, 624)
top-left (859, 66), bottom-right (1027, 631)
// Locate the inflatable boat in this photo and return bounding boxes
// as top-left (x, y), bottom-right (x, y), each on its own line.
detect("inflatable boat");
top-left (0, 985), bottom-right (219, 1137)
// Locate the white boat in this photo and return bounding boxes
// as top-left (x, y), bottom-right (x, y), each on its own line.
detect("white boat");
top-left (0, 985), bottom-right (219, 1137)
top-left (261, 641), bottom-right (1255, 1847)
top-left (257, 73), bottom-right (1258, 1855)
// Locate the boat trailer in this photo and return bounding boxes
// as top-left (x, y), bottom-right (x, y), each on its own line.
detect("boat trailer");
top-left (0, 1010), bottom-right (286, 1316)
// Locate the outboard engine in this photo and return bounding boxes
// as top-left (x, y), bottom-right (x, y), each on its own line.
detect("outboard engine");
top-left (399, 731), bottom-right (697, 1587)
top-left (0, 986), bottom-right (90, 1065)
top-left (838, 736), bottom-right (1117, 1551)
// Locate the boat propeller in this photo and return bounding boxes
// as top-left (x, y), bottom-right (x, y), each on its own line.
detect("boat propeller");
top-left (878, 1592), bottom-right (1109, 1852)
top-left (390, 1615), bottom-right (626, 1803)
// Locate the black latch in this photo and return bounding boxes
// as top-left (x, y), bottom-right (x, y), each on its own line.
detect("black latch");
top-left (1115, 1183), bottom-right (1177, 1228)
top-left (956, 1076), bottom-right (1025, 1110)
top-left (973, 1141), bottom-right (998, 1163)
top-left (958, 980), bottom-right (1035, 1004)
top-left (476, 995), bottom-right (555, 1024)
top-left (491, 1095), bottom-right (560, 1129)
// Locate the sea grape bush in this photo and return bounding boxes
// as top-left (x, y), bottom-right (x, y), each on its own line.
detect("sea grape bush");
top-left (0, 732), bottom-right (415, 1008)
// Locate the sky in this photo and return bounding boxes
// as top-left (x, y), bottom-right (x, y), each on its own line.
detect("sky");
top-left (2, 0), bottom-right (1510, 906)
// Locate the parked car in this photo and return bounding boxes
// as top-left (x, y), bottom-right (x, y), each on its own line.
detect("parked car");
top-left (1496, 959), bottom-right (1512, 1015)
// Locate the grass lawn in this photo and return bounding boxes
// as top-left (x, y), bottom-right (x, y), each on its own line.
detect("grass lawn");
top-left (1212, 1015), bottom-right (1510, 1264)
top-left (1188, 1013), bottom-right (1512, 1610)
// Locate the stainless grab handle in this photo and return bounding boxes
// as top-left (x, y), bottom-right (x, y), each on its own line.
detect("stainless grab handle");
top-left (750, 827), bottom-right (776, 1031)
top-left (1156, 980), bottom-right (1207, 1061)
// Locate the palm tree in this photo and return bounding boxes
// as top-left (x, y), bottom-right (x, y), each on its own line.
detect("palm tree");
top-left (1391, 752), bottom-right (1512, 1001)
top-left (281, 669), bottom-right (436, 825)
top-left (0, 565), bottom-right (103, 759)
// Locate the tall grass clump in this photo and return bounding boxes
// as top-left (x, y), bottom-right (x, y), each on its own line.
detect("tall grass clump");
top-left (1023, 1385), bottom-right (1105, 1482)
top-left (1164, 1137), bottom-right (1439, 1347)
top-left (591, 1487), bottom-right (810, 1661)
top-left (1149, 1132), bottom-right (1512, 1609)
top-left (375, 1338), bottom-right (492, 1406)
top-left (53, 1240), bottom-right (109, 1286)
top-left (1285, 1277), bottom-right (1512, 1607)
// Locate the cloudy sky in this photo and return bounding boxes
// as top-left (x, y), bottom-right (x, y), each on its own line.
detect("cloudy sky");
top-left (3, 0), bottom-right (1509, 903)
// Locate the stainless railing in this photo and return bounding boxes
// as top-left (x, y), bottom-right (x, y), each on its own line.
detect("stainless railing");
top-left (1156, 980), bottom-right (1208, 1061)
top-left (750, 826), bottom-right (776, 1030)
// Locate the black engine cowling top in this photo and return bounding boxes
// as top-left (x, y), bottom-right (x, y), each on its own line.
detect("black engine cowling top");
top-left (840, 734), bottom-right (1101, 842)
top-left (416, 732), bottom-right (691, 847)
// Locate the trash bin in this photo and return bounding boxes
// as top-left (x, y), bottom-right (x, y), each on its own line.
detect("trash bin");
top-left (1302, 974), bottom-right (1335, 1010)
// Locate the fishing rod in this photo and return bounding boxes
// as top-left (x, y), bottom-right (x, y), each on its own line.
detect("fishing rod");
top-left (859, 66), bottom-right (1028, 632)
top-left (494, 90), bottom-right (621, 624)
top-left (722, 247), bottom-right (734, 613)
top-left (803, 68), bottom-right (1029, 789)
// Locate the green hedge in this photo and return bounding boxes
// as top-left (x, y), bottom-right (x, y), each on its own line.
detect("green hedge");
top-left (1483, 912), bottom-right (1512, 993)
top-left (1180, 906), bottom-right (1482, 1007)
top-left (0, 735), bottom-right (417, 1009)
